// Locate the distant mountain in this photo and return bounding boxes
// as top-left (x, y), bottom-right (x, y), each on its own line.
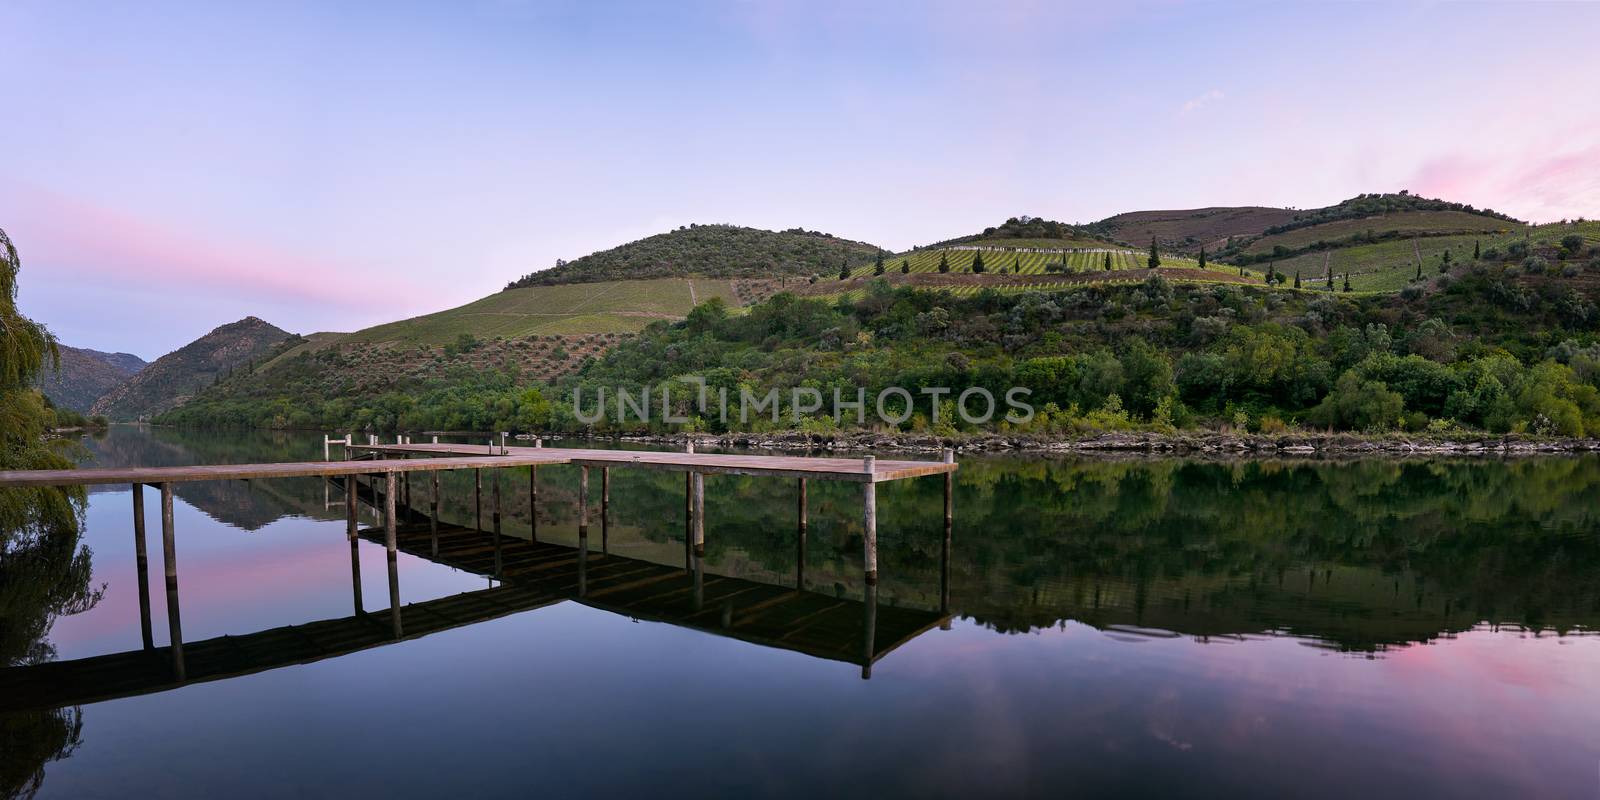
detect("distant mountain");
top-left (36, 345), bottom-right (146, 413)
top-left (1088, 206), bottom-right (1300, 254)
top-left (506, 224), bottom-right (881, 287)
top-left (91, 317), bottom-right (292, 421)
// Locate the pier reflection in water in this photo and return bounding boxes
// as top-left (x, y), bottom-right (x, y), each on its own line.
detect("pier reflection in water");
top-left (5, 426), bottom-right (1600, 798)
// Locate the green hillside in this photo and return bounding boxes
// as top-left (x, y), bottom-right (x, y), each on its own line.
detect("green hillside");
top-left (91, 316), bottom-right (291, 421)
top-left (348, 278), bottom-right (743, 344)
top-left (1241, 210), bottom-right (1521, 257)
top-left (506, 225), bottom-right (880, 287)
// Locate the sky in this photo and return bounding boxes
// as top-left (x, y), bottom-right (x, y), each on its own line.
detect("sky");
top-left (4, 0), bottom-right (1599, 359)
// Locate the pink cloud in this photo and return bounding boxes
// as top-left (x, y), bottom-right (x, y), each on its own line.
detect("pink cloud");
top-left (3, 183), bottom-right (427, 309)
top-left (1409, 145), bottom-right (1600, 222)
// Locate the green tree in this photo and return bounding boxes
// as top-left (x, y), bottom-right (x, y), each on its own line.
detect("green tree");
top-left (1308, 371), bottom-right (1405, 431)
top-left (900, 259), bottom-right (910, 274)
top-left (1473, 239), bottom-right (1481, 260)
top-left (838, 262), bottom-right (851, 280)
top-left (972, 250), bottom-right (986, 274)
top-left (1104, 252), bottom-right (1113, 271)
top-left (1343, 273), bottom-right (1352, 292)
top-left (1147, 237), bottom-right (1161, 269)
top-left (1197, 246), bottom-right (1207, 270)
top-left (938, 251), bottom-right (950, 273)
top-left (1294, 271), bottom-right (1301, 289)
top-left (874, 250), bottom-right (885, 275)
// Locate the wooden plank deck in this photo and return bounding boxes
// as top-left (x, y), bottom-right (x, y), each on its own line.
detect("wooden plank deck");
top-left (0, 442), bottom-right (954, 487)
top-left (350, 442), bottom-right (956, 483)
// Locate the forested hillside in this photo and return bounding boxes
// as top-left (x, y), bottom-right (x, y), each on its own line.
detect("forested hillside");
top-left (506, 224), bottom-right (880, 287)
top-left (35, 345), bottom-right (145, 413)
top-left (92, 317), bottom-right (291, 420)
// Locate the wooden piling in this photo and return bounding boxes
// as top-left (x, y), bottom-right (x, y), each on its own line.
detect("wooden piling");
top-left (492, 468), bottom-right (502, 577)
top-left (132, 484), bottom-right (154, 650)
top-left (862, 581), bottom-right (878, 680)
top-left (385, 471), bottom-right (402, 638)
top-left (683, 439), bottom-right (694, 569)
top-left (862, 456), bottom-right (877, 585)
top-left (347, 470), bottom-right (363, 615)
top-left (691, 471), bottom-right (705, 557)
top-left (796, 478), bottom-right (807, 591)
top-left (601, 466), bottom-right (610, 554)
top-left (578, 465), bottom-right (590, 539)
top-left (429, 470), bottom-right (439, 557)
top-left (159, 483), bottom-right (184, 681)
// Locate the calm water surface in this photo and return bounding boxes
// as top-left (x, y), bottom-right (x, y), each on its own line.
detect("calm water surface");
top-left (6, 426), bottom-right (1600, 798)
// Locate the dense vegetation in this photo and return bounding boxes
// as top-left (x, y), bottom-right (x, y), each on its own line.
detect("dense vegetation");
top-left (505, 225), bottom-right (880, 287)
top-left (163, 248), bottom-right (1600, 438)
top-left (922, 216), bottom-right (1111, 249)
top-left (0, 227), bottom-right (101, 797)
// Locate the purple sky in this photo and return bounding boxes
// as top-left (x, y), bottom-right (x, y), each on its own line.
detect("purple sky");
top-left (5, 1), bottom-right (1598, 358)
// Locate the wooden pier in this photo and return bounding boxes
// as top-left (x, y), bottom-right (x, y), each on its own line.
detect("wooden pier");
top-left (0, 439), bottom-right (958, 704)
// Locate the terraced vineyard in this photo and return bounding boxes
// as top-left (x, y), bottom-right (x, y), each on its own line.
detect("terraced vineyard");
top-left (1241, 210), bottom-right (1522, 256)
top-left (847, 245), bottom-right (1217, 277)
top-left (1267, 234), bottom-right (1489, 291)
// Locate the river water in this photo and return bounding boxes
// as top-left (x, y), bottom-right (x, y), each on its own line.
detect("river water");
top-left (5, 426), bottom-right (1600, 798)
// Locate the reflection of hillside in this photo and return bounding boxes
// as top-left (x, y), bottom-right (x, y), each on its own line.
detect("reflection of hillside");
top-left (80, 427), bottom-right (332, 531)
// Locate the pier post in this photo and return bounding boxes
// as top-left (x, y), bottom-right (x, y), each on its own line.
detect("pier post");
top-left (578, 465), bottom-right (590, 540)
top-left (402, 457), bottom-right (412, 523)
top-left (347, 469), bottom-right (363, 615)
top-left (692, 471), bottom-right (705, 557)
top-left (683, 439), bottom-right (694, 570)
top-left (862, 456), bottom-right (877, 585)
top-left (492, 468), bottom-right (502, 578)
top-left (159, 483), bottom-right (184, 681)
top-left (429, 470), bottom-right (439, 557)
top-left (385, 471), bottom-right (402, 638)
top-left (941, 449), bottom-right (953, 624)
top-left (796, 478), bottom-right (807, 591)
top-left (601, 466), bottom-right (610, 554)
top-left (862, 580), bottom-right (878, 680)
top-left (132, 484), bottom-right (154, 650)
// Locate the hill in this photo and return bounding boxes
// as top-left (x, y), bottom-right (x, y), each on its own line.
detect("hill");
top-left (154, 276), bottom-right (786, 429)
top-left (1088, 206), bottom-right (1298, 254)
top-left (506, 224), bottom-right (881, 288)
top-left (35, 345), bottom-right (146, 413)
top-left (92, 316), bottom-right (292, 420)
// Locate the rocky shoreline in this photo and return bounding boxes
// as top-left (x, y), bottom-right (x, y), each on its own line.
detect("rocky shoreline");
top-left (528, 430), bottom-right (1600, 458)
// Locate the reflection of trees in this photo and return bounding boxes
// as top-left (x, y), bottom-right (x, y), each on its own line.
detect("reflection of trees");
top-left (1, 484), bottom-right (102, 800)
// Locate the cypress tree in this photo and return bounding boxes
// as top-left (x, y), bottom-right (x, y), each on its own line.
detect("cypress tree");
top-left (1343, 273), bottom-right (1352, 292)
top-left (1104, 252), bottom-right (1112, 271)
top-left (1147, 237), bottom-right (1161, 269)
top-left (1197, 246), bottom-right (1207, 270)
top-left (1014, 254), bottom-right (1022, 274)
top-left (1294, 271), bottom-right (1301, 289)
top-left (874, 250), bottom-right (885, 275)
top-left (1326, 269), bottom-right (1334, 290)
top-left (938, 251), bottom-right (950, 273)
top-left (1473, 239), bottom-right (1481, 260)
top-left (1415, 261), bottom-right (1422, 280)
top-left (972, 250), bottom-right (987, 274)
top-left (900, 259), bottom-right (910, 274)
top-left (838, 262), bottom-right (850, 281)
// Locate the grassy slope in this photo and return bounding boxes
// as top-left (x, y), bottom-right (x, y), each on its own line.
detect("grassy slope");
top-left (1268, 221), bottom-right (1600, 292)
top-left (1242, 210), bottom-right (1522, 255)
top-left (1092, 206), bottom-right (1299, 252)
top-left (339, 278), bottom-right (743, 346)
top-left (507, 225), bottom-right (880, 287)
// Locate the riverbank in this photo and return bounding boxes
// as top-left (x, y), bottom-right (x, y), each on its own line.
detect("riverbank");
top-left (531, 429), bottom-right (1600, 458)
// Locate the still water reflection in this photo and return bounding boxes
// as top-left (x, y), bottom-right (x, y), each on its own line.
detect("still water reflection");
top-left (4, 426), bottom-right (1600, 798)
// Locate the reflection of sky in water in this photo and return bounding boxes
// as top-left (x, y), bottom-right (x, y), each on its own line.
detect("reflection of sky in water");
top-left (20, 429), bottom-right (1600, 797)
